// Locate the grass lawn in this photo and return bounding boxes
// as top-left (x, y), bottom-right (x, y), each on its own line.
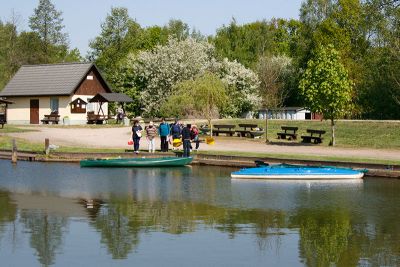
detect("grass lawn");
top-left (209, 119), bottom-right (400, 149)
top-left (0, 135), bottom-right (124, 154)
top-left (0, 125), bottom-right (39, 133)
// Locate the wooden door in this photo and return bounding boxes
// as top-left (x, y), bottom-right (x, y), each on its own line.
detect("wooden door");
top-left (30, 99), bottom-right (39, 124)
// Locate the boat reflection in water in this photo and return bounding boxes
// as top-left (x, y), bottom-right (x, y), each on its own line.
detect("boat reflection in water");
top-left (0, 160), bottom-right (399, 266)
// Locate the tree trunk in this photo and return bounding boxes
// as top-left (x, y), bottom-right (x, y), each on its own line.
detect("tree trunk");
top-left (208, 119), bottom-right (212, 137)
top-left (330, 119), bottom-right (335, 146)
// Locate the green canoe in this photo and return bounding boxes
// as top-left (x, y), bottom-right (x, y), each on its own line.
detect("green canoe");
top-left (80, 156), bottom-right (193, 167)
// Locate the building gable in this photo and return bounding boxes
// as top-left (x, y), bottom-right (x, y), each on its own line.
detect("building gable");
top-left (74, 66), bottom-right (112, 95)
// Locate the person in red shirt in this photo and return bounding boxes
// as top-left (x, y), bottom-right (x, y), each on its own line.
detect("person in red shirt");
top-left (191, 125), bottom-right (200, 151)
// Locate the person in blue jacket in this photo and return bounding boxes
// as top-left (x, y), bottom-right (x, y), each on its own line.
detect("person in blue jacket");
top-left (158, 118), bottom-right (170, 152)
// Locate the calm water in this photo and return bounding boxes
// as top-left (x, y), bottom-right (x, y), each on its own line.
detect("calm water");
top-left (0, 160), bottom-right (399, 266)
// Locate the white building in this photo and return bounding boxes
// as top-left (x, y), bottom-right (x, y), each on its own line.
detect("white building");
top-left (258, 107), bottom-right (322, 120)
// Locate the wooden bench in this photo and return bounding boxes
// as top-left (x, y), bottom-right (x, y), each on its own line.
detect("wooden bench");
top-left (0, 114), bottom-right (5, 128)
top-left (277, 126), bottom-right (298, 140)
top-left (236, 123), bottom-right (265, 138)
top-left (301, 129), bottom-right (326, 144)
top-left (248, 130), bottom-right (265, 138)
top-left (87, 115), bottom-right (107, 124)
top-left (87, 112), bottom-right (108, 124)
top-left (41, 112), bottom-right (60, 124)
top-left (212, 124), bottom-right (236, 136)
top-left (236, 123), bottom-right (257, 137)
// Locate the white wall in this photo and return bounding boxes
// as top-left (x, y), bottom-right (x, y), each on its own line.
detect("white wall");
top-left (258, 109), bottom-right (310, 120)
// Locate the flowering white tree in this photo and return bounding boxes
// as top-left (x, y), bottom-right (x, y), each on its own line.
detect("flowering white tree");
top-left (121, 38), bottom-right (259, 117)
top-left (218, 58), bottom-right (260, 116)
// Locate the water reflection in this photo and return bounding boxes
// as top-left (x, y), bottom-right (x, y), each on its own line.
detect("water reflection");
top-left (0, 160), bottom-right (400, 266)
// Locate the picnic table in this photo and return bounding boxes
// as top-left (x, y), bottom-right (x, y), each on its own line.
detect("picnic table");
top-left (41, 112), bottom-right (60, 124)
top-left (277, 126), bottom-right (298, 140)
top-left (301, 129), bottom-right (326, 144)
top-left (236, 123), bottom-right (264, 138)
top-left (212, 124), bottom-right (236, 136)
top-left (87, 112), bottom-right (108, 124)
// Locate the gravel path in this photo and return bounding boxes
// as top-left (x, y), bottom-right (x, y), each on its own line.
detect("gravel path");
top-left (4, 125), bottom-right (400, 161)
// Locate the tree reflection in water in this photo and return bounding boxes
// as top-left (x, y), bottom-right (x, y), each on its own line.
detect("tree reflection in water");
top-left (19, 212), bottom-right (67, 267)
top-left (1, 165), bottom-right (400, 266)
top-left (0, 190), bottom-right (399, 266)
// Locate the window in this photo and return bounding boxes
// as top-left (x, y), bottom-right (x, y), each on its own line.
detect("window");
top-left (50, 97), bottom-right (59, 112)
top-left (87, 75), bottom-right (93, 80)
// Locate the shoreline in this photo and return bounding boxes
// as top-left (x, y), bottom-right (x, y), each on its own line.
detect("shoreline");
top-left (1, 150), bottom-right (399, 179)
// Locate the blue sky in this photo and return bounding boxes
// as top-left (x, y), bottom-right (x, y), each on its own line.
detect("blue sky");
top-left (0, 0), bottom-right (303, 56)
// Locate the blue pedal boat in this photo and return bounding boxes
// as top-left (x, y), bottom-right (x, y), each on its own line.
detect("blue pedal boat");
top-left (231, 164), bottom-right (365, 180)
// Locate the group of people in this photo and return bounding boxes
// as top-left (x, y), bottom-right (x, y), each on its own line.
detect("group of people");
top-left (131, 118), bottom-right (200, 157)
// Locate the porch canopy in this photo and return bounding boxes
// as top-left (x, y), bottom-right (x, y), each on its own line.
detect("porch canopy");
top-left (88, 93), bottom-right (133, 117)
top-left (0, 98), bottom-right (14, 105)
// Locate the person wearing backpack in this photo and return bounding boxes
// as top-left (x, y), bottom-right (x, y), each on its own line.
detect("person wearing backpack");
top-left (171, 120), bottom-right (181, 138)
top-left (170, 119), bottom-right (182, 150)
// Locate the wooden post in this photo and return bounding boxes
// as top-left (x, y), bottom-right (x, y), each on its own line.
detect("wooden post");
top-left (11, 139), bottom-right (17, 164)
top-left (45, 138), bottom-right (50, 156)
top-left (265, 109), bottom-right (269, 144)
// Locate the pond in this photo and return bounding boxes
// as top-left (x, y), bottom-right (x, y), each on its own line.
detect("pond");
top-left (0, 159), bottom-right (399, 266)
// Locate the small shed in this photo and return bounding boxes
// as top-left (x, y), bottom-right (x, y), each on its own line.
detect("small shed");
top-left (258, 107), bottom-right (322, 120)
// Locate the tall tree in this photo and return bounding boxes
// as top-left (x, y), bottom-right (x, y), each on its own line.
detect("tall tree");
top-left (164, 19), bottom-right (190, 40)
top-left (214, 19), bottom-right (301, 68)
top-left (160, 72), bottom-right (228, 136)
top-left (88, 7), bottom-right (141, 78)
top-left (357, 0), bottom-right (400, 118)
top-left (299, 45), bottom-right (353, 146)
top-left (257, 55), bottom-right (293, 109)
top-left (29, 0), bottom-right (68, 60)
top-left (0, 20), bottom-right (18, 89)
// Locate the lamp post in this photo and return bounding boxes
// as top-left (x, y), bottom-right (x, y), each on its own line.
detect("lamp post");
top-left (265, 108), bottom-right (269, 144)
